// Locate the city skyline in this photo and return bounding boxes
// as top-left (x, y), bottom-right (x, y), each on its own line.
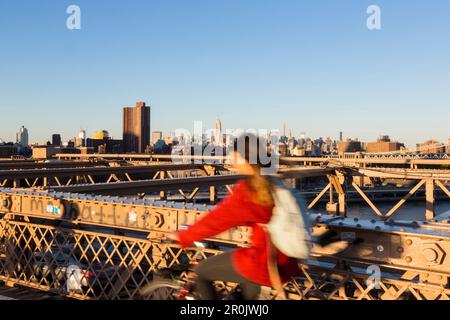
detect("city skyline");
top-left (3, 115), bottom-right (447, 152)
top-left (1, 1), bottom-right (450, 147)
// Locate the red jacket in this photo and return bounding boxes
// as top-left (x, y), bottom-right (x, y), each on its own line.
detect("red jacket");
top-left (178, 180), bottom-right (300, 287)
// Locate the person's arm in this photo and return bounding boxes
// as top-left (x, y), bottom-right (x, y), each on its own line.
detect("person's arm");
top-left (177, 182), bottom-right (253, 248)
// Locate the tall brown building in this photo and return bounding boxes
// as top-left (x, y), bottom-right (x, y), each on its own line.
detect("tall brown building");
top-left (123, 102), bottom-right (151, 153)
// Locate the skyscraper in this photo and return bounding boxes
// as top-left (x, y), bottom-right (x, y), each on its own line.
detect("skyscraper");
top-left (16, 126), bottom-right (29, 147)
top-left (123, 102), bottom-right (151, 153)
top-left (52, 134), bottom-right (62, 146)
top-left (215, 117), bottom-right (222, 135)
top-left (214, 117), bottom-right (223, 146)
top-left (78, 129), bottom-right (87, 147)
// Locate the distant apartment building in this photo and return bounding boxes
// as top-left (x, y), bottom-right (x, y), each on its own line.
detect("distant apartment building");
top-left (123, 102), bottom-right (151, 153)
top-left (337, 139), bottom-right (362, 155)
top-left (75, 138), bottom-right (84, 148)
top-left (152, 131), bottom-right (163, 145)
top-left (278, 142), bottom-right (289, 157)
top-left (32, 146), bottom-right (93, 159)
top-left (16, 126), bottom-right (29, 147)
top-left (290, 145), bottom-right (306, 157)
top-left (92, 130), bottom-right (110, 140)
top-left (366, 136), bottom-right (404, 154)
top-left (418, 140), bottom-right (446, 154)
top-left (322, 138), bottom-right (335, 154)
top-left (0, 145), bottom-right (19, 158)
top-left (32, 146), bottom-right (58, 159)
top-left (310, 144), bottom-right (322, 157)
top-left (305, 140), bottom-right (313, 153)
top-left (86, 137), bottom-right (123, 154)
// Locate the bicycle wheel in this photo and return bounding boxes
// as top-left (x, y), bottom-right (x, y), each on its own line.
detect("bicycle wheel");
top-left (139, 279), bottom-right (184, 300)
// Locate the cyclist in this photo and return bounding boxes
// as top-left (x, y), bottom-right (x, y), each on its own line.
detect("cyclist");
top-left (167, 133), bottom-right (300, 300)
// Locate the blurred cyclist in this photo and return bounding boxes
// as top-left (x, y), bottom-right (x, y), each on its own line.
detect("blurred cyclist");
top-left (167, 133), bottom-right (300, 300)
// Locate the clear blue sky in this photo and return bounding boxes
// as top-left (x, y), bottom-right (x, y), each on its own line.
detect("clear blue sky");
top-left (0, 0), bottom-right (449, 147)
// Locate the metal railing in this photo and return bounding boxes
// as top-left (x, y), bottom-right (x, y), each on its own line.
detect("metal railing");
top-left (0, 160), bottom-right (450, 300)
top-left (1, 215), bottom-right (450, 300)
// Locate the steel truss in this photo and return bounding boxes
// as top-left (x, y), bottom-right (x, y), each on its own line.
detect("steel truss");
top-left (1, 218), bottom-right (450, 300)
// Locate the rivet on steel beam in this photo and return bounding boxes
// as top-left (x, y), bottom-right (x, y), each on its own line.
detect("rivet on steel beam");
top-left (422, 248), bottom-right (438, 262)
top-left (405, 256), bottom-right (413, 263)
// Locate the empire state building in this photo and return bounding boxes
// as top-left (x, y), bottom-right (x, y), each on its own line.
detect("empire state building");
top-left (214, 117), bottom-right (223, 146)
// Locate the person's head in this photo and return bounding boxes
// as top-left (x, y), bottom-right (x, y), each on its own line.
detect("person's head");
top-left (230, 133), bottom-right (272, 175)
top-left (230, 133), bottom-right (274, 206)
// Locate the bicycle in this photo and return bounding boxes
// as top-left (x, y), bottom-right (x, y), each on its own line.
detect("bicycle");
top-left (139, 232), bottom-right (355, 300)
top-left (139, 241), bottom-right (275, 300)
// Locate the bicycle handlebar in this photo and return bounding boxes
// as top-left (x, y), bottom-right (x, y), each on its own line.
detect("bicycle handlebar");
top-left (160, 238), bottom-right (206, 249)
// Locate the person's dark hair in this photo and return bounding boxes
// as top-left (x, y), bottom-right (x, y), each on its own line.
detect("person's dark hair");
top-left (232, 133), bottom-right (274, 206)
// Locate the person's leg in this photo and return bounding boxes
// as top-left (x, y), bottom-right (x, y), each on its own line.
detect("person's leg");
top-left (194, 252), bottom-right (235, 300)
top-left (194, 257), bottom-right (221, 300)
top-left (239, 281), bottom-right (261, 300)
top-left (194, 252), bottom-right (261, 300)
